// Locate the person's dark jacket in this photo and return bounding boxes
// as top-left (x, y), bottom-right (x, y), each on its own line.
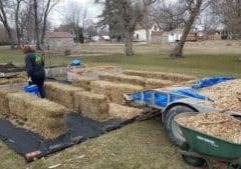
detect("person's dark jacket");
top-left (25, 53), bottom-right (45, 77)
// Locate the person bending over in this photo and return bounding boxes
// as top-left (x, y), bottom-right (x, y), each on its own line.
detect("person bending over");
top-left (24, 45), bottom-right (46, 98)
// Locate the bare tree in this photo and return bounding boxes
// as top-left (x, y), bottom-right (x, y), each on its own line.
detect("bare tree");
top-left (0, 0), bottom-right (15, 49)
top-left (33, 0), bottom-right (58, 50)
top-left (211, 0), bottom-right (241, 39)
top-left (14, 0), bottom-right (25, 48)
top-left (170, 0), bottom-right (205, 58)
top-left (97, 0), bottom-right (156, 56)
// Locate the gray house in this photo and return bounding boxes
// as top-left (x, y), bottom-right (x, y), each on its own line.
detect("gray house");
top-left (45, 32), bottom-right (75, 49)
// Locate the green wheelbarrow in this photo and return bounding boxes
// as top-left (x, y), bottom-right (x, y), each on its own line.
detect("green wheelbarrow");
top-left (176, 114), bottom-right (241, 169)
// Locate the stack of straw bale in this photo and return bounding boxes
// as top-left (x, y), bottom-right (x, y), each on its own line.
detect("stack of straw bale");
top-left (123, 70), bottom-right (196, 82)
top-left (91, 81), bottom-right (143, 104)
top-left (45, 82), bottom-right (84, 109)
top-left (199, 79), bottom-right (241, 112)
top-left (145, 78), bottom-right (173, 89)
top-left (7, 92), bottom-right (37, 121)
top-left (0, 88), bottom-right (17, 115)
top-left (72, 77), bottom-right (96, 91)
top-left (7, 92), bottom-right (67, 139)
top-left (108, 103), bottom-right (144, 120)
top-left (74, 91), bottom-right (109, 120)
top-left (176, 112), bottom-right (241, 144)
top-left (99, 74), bottom-right (145, 86)
top-left (25, 99), bottom-right (67, 139)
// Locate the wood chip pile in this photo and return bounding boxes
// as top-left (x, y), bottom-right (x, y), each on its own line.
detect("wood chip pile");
top-left (72, 77), bottom-right (96, 91)
top-left (6, 92), bottom-right (67, 139)
top-left (123, 70), bottom-right (196, 82)
top-left (74, 91), bottom-right (109, 121)
top-left (108, 103), bottom-right (144, 120)
top-left (176, 112), bottom-right (241, 144)
top-left (91, 80), bottom-right (143, 104)
top-left (45, 82), bottom-right (84, 109)
top-left (199, 79), bottom-right (241, 112)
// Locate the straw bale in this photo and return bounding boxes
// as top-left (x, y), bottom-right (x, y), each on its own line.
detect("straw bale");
top-left (7, 92), bottom-right (38, 121)
top-left (99, 74), bottom-right (145, 86)
top-left (25, 99), bottom-right (67, 139)
top-left (45, 82), bottom-right (84, 109)
top-left (91, 81), bottom-right (143, 104)
top-left (199, 79), bottom-right (241, 112)
top-left (72, 77), bottom-right (96, 91)
top-left (108, 103), bottom-right (144, 120)
top-left (74, 91), bottom-right (109, 121)
top-left (145, 78), bottom-right (173, 89)
top-left (176, 112), bottom-right (241, 144)
top-left (0, 88), bottom-right (17, 115)
top-left (123, 70), bottom-right (196, 82)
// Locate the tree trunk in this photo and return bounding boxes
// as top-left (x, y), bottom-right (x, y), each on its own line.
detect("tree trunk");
top-left (146, 28), bottom-right (150, 44)
top-left (40, 0), bottom-right (51, 47)
top-left (33, 0), bottom-right (41, 50)
top-left (124, 31), bottom-right (134, 56)
top-left (0, 0), bottom-right (14, 49)
top-left (15, 1), bottom-right (21, 49)
top-left (170, 0), bottom-right (203, 58)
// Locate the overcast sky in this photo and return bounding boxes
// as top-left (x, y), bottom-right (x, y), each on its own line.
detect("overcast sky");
top-left (50, 0), bottom-right (102, 27)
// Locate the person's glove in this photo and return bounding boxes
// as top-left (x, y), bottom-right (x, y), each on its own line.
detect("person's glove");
top-left (28, 78), bottom-right (32, 85)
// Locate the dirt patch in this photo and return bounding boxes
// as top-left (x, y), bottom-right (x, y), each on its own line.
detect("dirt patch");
top-left (0, 63), bottom-right (24, 73)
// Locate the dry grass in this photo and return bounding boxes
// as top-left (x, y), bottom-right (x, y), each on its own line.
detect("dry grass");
top-left (91, 80), bottom-right (143, 104)
top-left (45, 82), bottom-right (84, 109)
top-left (108, 103), bottom-right (144, 120)
top-left (74, 91), bottom-right (109, 121)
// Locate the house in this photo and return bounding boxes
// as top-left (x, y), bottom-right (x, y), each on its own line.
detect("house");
top-left (167, 28), bottom-right (199, 43)
top-left (45, 32), bottom-right (75, 49)
top-left (133, 23), bottom-right (160, 42)
top-left (151, 31), bottom-right (168, 44)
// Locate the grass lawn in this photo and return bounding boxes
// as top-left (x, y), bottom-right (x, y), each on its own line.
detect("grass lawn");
top-left (0, 43), bottom-right (238, 169)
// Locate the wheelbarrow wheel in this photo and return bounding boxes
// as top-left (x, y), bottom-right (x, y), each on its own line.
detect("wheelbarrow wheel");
top-left (182, 155), bottom-right (205, 167)
top-left (164, 105), bottom-right (197, 150)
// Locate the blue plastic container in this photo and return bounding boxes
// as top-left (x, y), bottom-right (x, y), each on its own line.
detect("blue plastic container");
top-left (24, 85), bottom-right (39, 96)
top-left (71, 59), bottom-right (81, 66)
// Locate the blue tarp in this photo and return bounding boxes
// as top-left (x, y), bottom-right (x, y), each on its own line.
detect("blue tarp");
top-left (131, 76), bottom-right (234, 107)
top-left (192, 76), bottom-right (235, 90)
top-left (71, 59), bottom-right (81, 66)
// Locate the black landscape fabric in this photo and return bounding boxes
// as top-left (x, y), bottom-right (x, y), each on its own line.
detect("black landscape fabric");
top-left (0, 113), bottom-right (133, 161)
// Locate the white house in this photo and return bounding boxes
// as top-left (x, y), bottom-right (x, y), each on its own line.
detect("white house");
top-left (45, 32), bottom-right (75, 49)
top-left (168, 28), bottom-right (183, 43)
top-left (133, 23), bottom-right (160, 42)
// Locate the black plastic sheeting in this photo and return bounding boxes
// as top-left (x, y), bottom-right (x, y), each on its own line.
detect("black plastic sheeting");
top-left (0, 113), bottom-right (133, 161)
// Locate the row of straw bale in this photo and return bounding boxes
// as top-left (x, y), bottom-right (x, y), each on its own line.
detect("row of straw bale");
top-left (45, 82), bottom-right (84, 110)
top-left (123, 70), bottom-right (196, 82)
top-left (90, 80), bottom-right (143, 104)
top-left (72, 77), bottom-right (96, 91)
top-left (0, 89), bottom-right (67, 139)
top-left (98, 74), bottom-right (174, 89)
top-left (74, 91), bottom-right (109, 121)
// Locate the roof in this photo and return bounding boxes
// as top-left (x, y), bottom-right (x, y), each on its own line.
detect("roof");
top-left (46, 32), bottom-right (74, 38)
top-left (151, 31), bottom-right (165, 36)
